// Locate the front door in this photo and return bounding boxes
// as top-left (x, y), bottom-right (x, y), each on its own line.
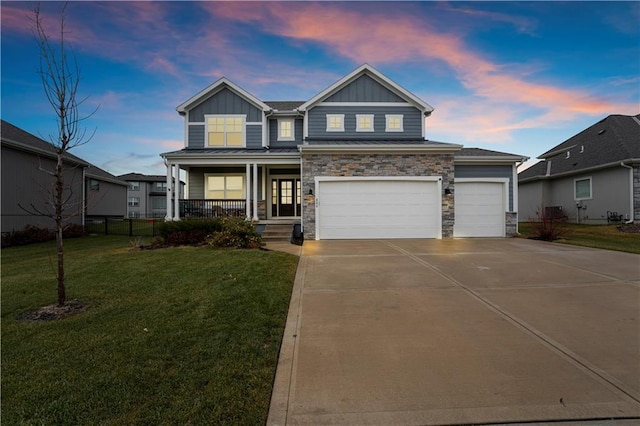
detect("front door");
top-left (272, 178), bottom-right (301, 217)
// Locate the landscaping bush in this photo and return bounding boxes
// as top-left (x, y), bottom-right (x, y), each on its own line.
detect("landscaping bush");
top-left (158, 218), bottom-right (222, 245)
top-left (1, 225), bottom-right (54, 247)
top-left (63, 223), bottom-right (88, 239)
top-left (528, 209), bottom-right (572, 241)
top-left (207, 217), bottom-right (262, 249)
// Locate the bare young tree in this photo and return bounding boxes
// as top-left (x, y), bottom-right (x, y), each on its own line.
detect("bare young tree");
top-left (31, 3), bottom-right (97, 306)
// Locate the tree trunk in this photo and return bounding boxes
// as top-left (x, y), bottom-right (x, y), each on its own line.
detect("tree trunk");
top-left (56, 152), bottom-right (66, 306)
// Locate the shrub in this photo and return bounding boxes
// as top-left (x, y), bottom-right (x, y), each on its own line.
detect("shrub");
top-left (158, 218), bottom-right (221, 246)
top-left (1, 225), bottom-right (54, 247)
top-left (63, 223), bottom-right (88, 239)
top-left (528, 208), bottom-right (572, 241)
top-left (207, 217), bottom-right (262, 249)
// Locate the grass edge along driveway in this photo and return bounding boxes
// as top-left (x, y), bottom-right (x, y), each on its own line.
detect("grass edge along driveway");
top-left (1, 236), bottom-right (299, 425)
top-left (518, 222), bottom-right (640, 254)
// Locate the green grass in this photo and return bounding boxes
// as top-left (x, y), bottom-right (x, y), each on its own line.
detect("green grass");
top-left (518, 222), bottom-right (640, 254)
top-left (1, 236), bottom-right (299, 425)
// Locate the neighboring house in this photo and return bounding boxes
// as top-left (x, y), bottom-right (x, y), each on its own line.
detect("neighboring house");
top-left (518, 114), bottom-right (640, 224)
top-left (161, 64), bottom-right (527, 239)
top-left (118, 173), bottom-right (184, 218)
top-left (1, 120), bottom-right (127, 233)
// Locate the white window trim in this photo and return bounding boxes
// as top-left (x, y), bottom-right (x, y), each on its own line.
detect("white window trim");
top-left (204, 114), bottom-right (246, 148)
top-left (356, 114), bottom-right (374, 132)
top-left (326, 114), bottom-right (345, 132)
top-left (574, 176), bottom-right (592, 201)
top-left (385, 114), bottom-right (404, 132)
top-left (278, 118), bottom-right (295, 141)
top-left (204, 173), bottom-right (246, 199)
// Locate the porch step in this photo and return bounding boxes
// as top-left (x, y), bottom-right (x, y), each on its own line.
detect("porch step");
top-left (261, 224), bottom-right (293, 242)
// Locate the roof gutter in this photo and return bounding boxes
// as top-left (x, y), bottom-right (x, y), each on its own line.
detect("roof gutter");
top-left (519, 158), bottom-right (640, 183)
top-left (620, 162), bottom-right (635, 224)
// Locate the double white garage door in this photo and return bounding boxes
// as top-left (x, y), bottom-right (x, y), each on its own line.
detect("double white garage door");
top-left (315, 178), bottom-right (506, 240)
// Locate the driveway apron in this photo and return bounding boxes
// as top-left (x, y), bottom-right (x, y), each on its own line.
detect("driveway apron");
top-left (268, 239), bottom-right (640, 425)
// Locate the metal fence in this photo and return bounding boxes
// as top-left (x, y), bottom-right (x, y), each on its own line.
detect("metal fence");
top-left (86, 218), bottom-right (162, 237)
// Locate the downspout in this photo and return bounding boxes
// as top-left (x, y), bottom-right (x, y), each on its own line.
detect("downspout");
top-left (621, 162), bottom-right (634, 223)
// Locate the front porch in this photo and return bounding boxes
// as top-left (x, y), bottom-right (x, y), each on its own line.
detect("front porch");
top-left (164, 154), bottom-right (302, 222)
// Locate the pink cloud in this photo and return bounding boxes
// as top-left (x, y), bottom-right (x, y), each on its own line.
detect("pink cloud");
top-left (205, 2), bottom-right (637, 141)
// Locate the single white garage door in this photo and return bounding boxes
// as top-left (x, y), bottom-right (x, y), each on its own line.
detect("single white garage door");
top-left (454, 181), bottom-right (505, 237)
top-left (316, 178), bottom-right (440, 239)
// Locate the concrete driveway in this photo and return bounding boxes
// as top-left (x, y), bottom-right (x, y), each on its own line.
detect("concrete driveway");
top-left (268, 238), bottom-right (640, 425)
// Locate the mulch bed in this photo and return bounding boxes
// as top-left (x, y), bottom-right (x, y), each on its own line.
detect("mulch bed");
top-left (17, 299), bottom-right (87, 321)
top-left (617, 223), bottom-right (640, 233)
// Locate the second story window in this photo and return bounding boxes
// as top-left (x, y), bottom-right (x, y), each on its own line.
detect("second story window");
top-left (278, 119), bottom-right (295, 141)
top-left (326, 114), bottom-right (345, 132)
top-left (155, 182), bottom-right (167, 192)
top-left (206, 115), bottom-right (244, 147)
top-left (128, 197), bottom-right (140, 207)
top-left (356, 114), bottom-right (374, 132)
top-left (385, 114), bottom-right (404, 132)
top-left (129, 181), bottom-right (140, 191)
top-left (89, 179), bottom-right (100, 191)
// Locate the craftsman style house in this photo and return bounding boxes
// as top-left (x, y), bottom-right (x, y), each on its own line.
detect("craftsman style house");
top-left (161, 64), bottom-right (527, 240)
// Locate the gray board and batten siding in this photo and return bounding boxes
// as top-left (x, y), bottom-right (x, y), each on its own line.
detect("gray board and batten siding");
top-left (187, 87), bottom-right (264, 149)
top-left (324, 74), bottom-right (407, 103)
top-left (307, 106), bottom-right (422, 140)
top-left (269, 118), bottom-right (304, 148)
top-left (455, 164), bottom-right (514, 211)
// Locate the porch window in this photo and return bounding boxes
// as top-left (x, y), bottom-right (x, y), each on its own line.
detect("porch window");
top-left (356, 114), bottom-right (374, 132)
top-left (206, 175), bottom-right (245, 199)
top-left (385, 114), bottom-right (403, 132)
top-left (206, 115), bottom-right (245, 147)
top-left (326, 114), bottom-right (345, 132)
top-left (574, 177), bottom-right (592, 200)
top-left (278, 119), bottom-right (295, 141)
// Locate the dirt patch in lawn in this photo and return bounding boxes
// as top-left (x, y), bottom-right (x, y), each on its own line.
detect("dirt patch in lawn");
top-left (17, 299), bottom-right (87, 321)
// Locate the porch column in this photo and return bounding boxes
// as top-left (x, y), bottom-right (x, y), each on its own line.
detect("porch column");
top-left (165, 162), bottom-right (172, 220)
top-left (173, 163), bottom-right (180, 220)
top-left (245, 163), bottom-right (251, 219)
top-left (253, 163), bottom-right (259, 221)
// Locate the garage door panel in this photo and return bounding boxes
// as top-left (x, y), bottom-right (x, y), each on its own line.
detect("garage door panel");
top-left (318, 180), bottom-right (440, 239)
top-left (455, 182), bottom-right (505, 238)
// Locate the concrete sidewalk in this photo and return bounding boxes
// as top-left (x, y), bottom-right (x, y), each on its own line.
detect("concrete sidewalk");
top-left (268, 239), bottom-right (640, 425)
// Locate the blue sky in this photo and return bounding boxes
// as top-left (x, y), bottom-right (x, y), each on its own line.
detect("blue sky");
top-left (2, 1), bottom-right (638, 176)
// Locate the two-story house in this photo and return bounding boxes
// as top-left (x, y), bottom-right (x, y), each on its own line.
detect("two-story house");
top-left (1, 120), bottom-right (127, 233)
top-left (118, 173), bottom-right (184, 219)
top-left (161, 64), bottom-right (527, 240)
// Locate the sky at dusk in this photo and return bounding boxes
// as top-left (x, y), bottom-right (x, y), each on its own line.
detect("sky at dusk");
top-left (2, 1), bottom-right (639, 177)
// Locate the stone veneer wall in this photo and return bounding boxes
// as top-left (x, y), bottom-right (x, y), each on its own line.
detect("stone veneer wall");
top-left (301, 153), bottom-right (455, 239)
top-left (506, 212), bottom-right (518, 237)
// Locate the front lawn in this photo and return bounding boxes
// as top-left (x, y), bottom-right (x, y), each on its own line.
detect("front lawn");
top-left (1, 236), bottom-right (299, 424)
top-left (518, 222), bottom-right (640, 254)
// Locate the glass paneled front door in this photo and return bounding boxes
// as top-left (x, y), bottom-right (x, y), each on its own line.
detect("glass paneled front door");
top-left (271, 178), bottom-right (301, 217)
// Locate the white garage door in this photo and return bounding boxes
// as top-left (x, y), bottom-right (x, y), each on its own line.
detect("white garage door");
top-left (454, 181), bottom-right (505, 237)
top-left (316, 178), bottom-right (440, 239)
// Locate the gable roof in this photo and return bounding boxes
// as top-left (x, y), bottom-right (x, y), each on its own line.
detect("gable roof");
top-left (176, 78), bottom-right (272, 115)
top-left (1, 119), bottom-right (89, 167)
top-left (86, 164), bottom-right (128, 186)
top-left (519, 114), bottom-right (640, 181)
top-left (297, 64), bottom-right (435, 114)
top-left (118, 172), bottom-right (184, 184)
